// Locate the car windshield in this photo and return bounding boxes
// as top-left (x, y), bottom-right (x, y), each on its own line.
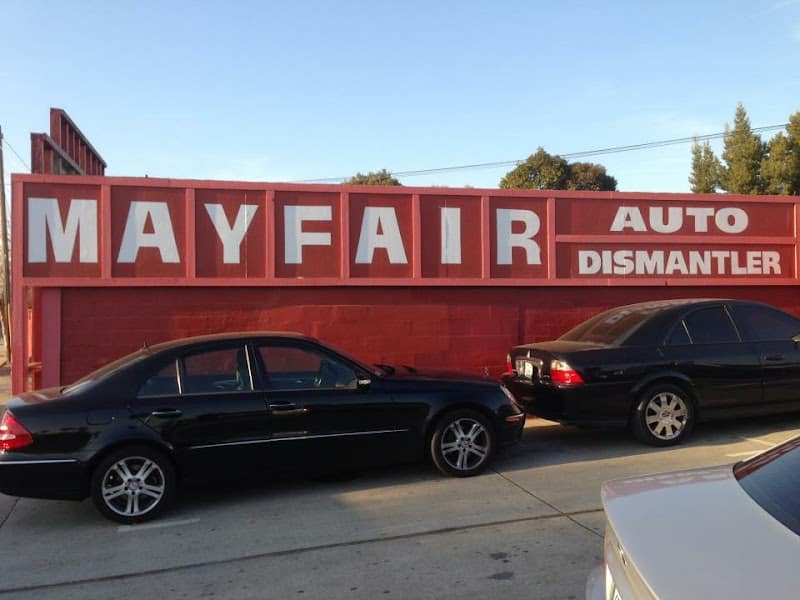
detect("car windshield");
top-left (734, 435), bottom-right (800, 536)
top-left (62, 348), bottom-right (150, 394)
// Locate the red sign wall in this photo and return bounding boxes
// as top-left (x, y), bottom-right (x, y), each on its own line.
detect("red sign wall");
top-left (15, 175), bottom-right (799, 287)
top-left (11, 174), bottom-right (800, 394)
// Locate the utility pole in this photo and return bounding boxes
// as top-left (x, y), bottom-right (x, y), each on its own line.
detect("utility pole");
top-left (0, 126), bottom-right (11, 364)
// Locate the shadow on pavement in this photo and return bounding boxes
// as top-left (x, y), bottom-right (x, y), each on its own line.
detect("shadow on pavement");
top-left (171, 412), bottom-right (800, 517)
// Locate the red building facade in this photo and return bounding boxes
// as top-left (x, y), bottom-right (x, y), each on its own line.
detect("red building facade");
top-left (11, 174), bottom-right (800, 393)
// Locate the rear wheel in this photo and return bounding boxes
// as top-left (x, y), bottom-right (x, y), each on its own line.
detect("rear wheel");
top-left (631, 384), bottom-right (694, 446)
top-left (91, 446), bottom-right (176, 524)
top-left (431, 410), bottom-right (495, 477)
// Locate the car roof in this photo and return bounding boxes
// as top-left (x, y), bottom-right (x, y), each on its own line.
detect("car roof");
top-left (607, 298), bottom-right (727, 312)
top-left (560, 299), bottom-right (735, 347)
top-left (142, 331), bottom-right (315, 353)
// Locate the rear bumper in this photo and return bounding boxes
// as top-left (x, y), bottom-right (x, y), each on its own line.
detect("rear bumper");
top-left (502, 375), bottom-right (629, 428)
top-left (0, 455), bottom-right (88, 500)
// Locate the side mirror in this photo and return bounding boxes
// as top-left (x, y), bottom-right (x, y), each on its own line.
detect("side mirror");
top-left (792, 334), bottom-right (800, 345)
top-left (356, 378), bottom-right (372, 391)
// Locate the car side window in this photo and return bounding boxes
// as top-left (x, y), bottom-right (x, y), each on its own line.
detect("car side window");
top-left (181, 346), bottom-right (252, 394)
top-left (138, 361), bottom-right (179, 397)
top-left (666, 321), bottom-right (692, 346)
top-left (259, 345), bottom-right (357, 390)
top-left (683, 307), bottom-right (740, 344)
top-left (732, 305), bottom-right (800, 342)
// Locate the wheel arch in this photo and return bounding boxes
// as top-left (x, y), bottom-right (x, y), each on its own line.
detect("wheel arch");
top-left (424, 402), bottom-right (498, 450)
top-left (628, 374), bottom-right (699, 424)
top-left (83, 437), bottom-right (177, 495)
top-left (628, 371), bottom-right (700, 412)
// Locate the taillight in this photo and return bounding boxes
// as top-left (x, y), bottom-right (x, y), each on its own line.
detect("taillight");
top-left (505, 353), bottom-right (514, 374)
top-left (549, 360), bottom-right (584, 386)
top-left (0, 411), bottom-right (33, 451)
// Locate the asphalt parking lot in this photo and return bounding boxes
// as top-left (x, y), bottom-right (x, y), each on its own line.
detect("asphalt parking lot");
top-left (1, 414), bottom-right (799, 600)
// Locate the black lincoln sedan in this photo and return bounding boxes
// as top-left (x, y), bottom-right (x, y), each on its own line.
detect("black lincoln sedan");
top-left (0, 332), bottom-right (525, 523)
top-left (503, 299), bottom-right (800, 446)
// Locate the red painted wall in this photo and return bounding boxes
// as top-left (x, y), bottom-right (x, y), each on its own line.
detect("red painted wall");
top-left (59, 286), bottom-right (800, 384)
top-left (14, 175), bottom-right (800, 392)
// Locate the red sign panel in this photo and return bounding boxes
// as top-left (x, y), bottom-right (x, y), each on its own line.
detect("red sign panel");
top-left (13, 175), bottom-right (799, 286)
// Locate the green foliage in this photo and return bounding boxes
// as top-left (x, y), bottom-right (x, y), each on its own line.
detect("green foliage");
top-left (721, 103), bottom-right (767, 194)
top-left (345, 169), bottom-right (402, 186)
top-left (689, 139), bottom-right (721, 193)
top-left (500, 148), bottom-right (569, 189)
top-left (761, 133), bottom-right (793, 194)
top-left (761, 112), bottom-right (800, 195)
top-left (689, 106), bottom-right (800, 196)
top-left (566, 161), bottom-right (617, 191)
top-left (499, 148), bottom-right (617, 191)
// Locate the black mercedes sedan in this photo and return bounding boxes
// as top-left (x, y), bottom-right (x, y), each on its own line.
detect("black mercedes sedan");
top-left (503, 299), bottom-right (800, 446)
top-left (0, 333), bottom-right (524, 523)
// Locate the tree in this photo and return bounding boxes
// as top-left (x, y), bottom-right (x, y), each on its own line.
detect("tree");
top-left (500, 148), bottom-right (569, 189)
top-left (499, 148), bottom-right (616, 191)
top-left (345, 169), bottom-right (401, 186)
top-left (567, 161), bottom-right (617, 191)
top-left (688, 139), bottom-right (722, 193)
top-left (762, 111), bottom-right (800, 195)
top-left (761, 132), bottom-right (792, 194)
top-left (721, 103), bottom-right (767, 194)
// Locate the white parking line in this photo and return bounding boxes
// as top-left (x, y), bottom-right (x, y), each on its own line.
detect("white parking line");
top-left (740, 436), bottom-right (776, 448)
top-left (117, 518), bottom-right (200, 533)
top-left (725, 450), bottom-right (763, 458)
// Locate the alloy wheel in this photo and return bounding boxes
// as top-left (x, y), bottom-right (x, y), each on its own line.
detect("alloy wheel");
top-left (100, 456), bottom-right (166, 518)
top-left (439, 417), bottom-right (490, 471)
top-left (644, 392), bottom-right (689, 441)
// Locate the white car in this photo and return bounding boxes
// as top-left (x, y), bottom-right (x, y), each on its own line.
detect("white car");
top-left (587, 436), bottom-right (800, 599)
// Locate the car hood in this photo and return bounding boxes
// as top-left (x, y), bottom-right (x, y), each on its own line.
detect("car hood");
top-left (602, 464), bottom-right (800, 599)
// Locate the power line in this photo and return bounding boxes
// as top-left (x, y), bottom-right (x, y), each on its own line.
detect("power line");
top-left (0, 137), bottom-right (30, 171)
top-left (295, 123), bottom-right (790, 183)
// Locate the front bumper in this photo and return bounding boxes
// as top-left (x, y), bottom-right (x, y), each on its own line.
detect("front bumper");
top-left (585, 564), bottom-right (605, 600)
top-left (497, 411), bottom-right (526, 446)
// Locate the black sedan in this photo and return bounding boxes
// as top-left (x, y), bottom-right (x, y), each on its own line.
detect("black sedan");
top-left (503, 298), bottom-right (800, 446)
top-left (0, 332), bottom-right (524, 523)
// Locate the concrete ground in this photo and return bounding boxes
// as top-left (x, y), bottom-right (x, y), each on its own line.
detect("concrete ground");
top-left (0, 412), bottom-right (798, 600)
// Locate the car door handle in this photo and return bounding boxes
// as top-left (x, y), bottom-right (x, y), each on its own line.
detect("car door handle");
top-left (150, 409), bottom-right (182, 418)
top-left (268, 401), bottom-right (309, 414)
top-left (765, 354), bottom-right (785, 361)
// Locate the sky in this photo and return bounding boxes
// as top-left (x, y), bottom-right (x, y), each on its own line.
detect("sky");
top-left (2, 0), bottom-right (800, 194)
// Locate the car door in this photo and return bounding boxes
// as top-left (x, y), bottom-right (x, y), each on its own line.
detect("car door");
top-left (729, 303), bottom-right (800, 412)
top-left (661, 304), bottom-right (762, 414)
top-left (131, 342), bottom-right (273, 480)
top-left (254, 340), bottom-right (416, 470)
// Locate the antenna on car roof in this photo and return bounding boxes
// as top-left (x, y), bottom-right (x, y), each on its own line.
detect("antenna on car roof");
top-left (141, 341), bottom-right (148, 350)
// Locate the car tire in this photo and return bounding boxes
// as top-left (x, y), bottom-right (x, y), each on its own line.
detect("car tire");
top-left (91, 445), bottom-right (176, 524)
top-left (430, 409), bottom-right (495, 477)
top-left (631, 384), bottom-right (695, 446)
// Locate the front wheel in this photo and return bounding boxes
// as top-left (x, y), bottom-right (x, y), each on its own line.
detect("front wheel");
top-left (631, 384), bottom-right (695, 446)
top-left (431, 410), bottom-right (495, 477)
top-left (91, 445), bottom-right (176, 524)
